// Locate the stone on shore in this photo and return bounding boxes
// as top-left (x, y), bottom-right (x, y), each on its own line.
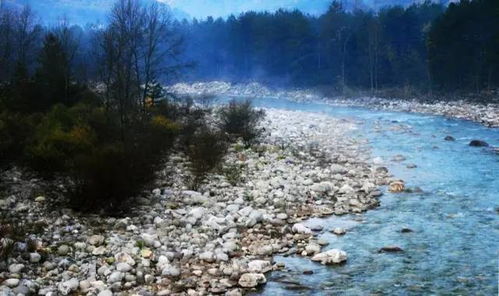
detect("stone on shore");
top-left (311, 249), bottom-right (347, 265)
top-left (292, 223), bottom-right (312, 234)
top-left (238, 273), bottom-right (267, 288)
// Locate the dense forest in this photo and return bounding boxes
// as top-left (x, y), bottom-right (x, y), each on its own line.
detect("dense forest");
top-left (180, 0), bottom-right (499, 94)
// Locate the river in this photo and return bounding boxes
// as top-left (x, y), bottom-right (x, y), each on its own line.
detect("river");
top-left (232, 97), bottom-right (499, 296)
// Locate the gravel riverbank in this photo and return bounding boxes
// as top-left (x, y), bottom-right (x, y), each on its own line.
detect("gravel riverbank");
top-left (0, 109), bottom-right (391, 295)
top-left (168, 81), bottom-right (499, 128)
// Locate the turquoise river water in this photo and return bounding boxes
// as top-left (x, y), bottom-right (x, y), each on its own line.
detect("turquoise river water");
top-left (234, 97), bottom-right (499, 296)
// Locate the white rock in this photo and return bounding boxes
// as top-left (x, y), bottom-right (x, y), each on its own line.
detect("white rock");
top-left (87, 235), bottom-right (105, 246)
top-left (248, 260), bottom-right (272, 273)
top-left (153, 216), bottom-right (164, 224)
top-left (141, 233), bottom-right (158, 247)
top-left (161, 264), bottom-right (180, 277)
top-left (199, 251), bottom-right (215, 262)
top-left (116, 263), bottom-right (132, 272)
top-left (292, 223), bottom-right (312, 234)
top-left (311, 249), bottom-right (347, 265)
top-left (8, 264), bottom-right (24, 273)
top-left (4, 279), bottom-right (19, 288)
top-left (339, 184), bottom-right (354, 194)
top-left (276, 213), bottom-right (288, 220)
top-left (114, 252), bottom-right (136, 266)
top-left (30, 253), bottom-right (41, 263)
top-left (98, 290), bottom-right (113, 296)
top-left (58, 278), bottom-right (79, 295)
top-left (305, 243), bottom-right (321, 255)
top-left (92, 246), bottom-right (107, 255)
top-left (311, 182), bottom-right (333, 193)
top-left (238, 273), bottom-right (266, 288)
top-left (108, 271), bottom-right (124, 283)
top-left (332, 227), bottom-right (347, 235)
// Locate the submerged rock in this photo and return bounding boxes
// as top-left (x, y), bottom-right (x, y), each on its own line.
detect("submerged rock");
top-left (379, 246), bottom-right (404, 253)
top-left (469, 140), bottom-right (489, 147)
top-left (444, 136), bottom-right (455, 141)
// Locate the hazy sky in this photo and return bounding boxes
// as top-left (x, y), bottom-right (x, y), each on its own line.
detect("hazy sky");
top-left (5, 0), bottom-right (434, 24)
top-left (160, 0), bottom-right (332, 18)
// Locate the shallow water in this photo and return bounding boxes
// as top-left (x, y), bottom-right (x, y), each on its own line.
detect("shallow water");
top-left (233, 97), bottom-right (499, 296)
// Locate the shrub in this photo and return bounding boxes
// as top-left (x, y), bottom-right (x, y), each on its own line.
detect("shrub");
top-left (25, 102), bottom-right (180, 213)
top-left (218, 99), bottom-right (265, 144)
top-left (187, 127), bottom-right (228, 187)
top-left (223, 163), bottom-right (246, 186)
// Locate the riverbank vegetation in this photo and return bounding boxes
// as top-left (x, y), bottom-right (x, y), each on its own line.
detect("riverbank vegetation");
top-left (0, 1), bottom-right (264, 214)
top-left (0, 0), bottom-right (496, 209)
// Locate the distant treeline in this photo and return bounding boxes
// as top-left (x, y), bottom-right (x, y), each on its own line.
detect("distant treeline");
top-left (0, 0), bottom-right (498, 95)
top-left (179, 0), bottom-right (499, 94)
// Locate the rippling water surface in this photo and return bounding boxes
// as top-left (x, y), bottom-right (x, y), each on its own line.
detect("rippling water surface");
top-left (234, 97), bottom-right (499, 296)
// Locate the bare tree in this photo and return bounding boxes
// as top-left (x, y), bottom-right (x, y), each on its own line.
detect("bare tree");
top-left (14, 6), bottom-right (41, 75)
top-left (98, 0), bottom-right (183, 123)
top-left (53, 19), bottom-right (82, 102)
top-left (0, 5), bottom-right (15, 81)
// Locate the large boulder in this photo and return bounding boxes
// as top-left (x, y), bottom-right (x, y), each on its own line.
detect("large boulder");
top-left (311, 249), bottom-right (347, 265)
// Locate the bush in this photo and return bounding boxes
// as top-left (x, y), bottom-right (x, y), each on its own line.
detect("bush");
top-left (187, 127), bottom-right (228, 187)
top-left (218, 99), bottom-right (265, 144)
top-left (26, 102), bottom-right (180, 213)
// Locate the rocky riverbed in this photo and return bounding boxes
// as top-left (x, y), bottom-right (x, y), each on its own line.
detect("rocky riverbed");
top-left (168, 82), bottom-right (499, 128)
top-left (0, 109), bottom-right (391, 295)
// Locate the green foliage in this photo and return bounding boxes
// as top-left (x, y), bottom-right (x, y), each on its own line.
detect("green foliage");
top-left (223, 163), bottom-right (246, 186)
top-left (218, 99), bottom-right (265, 144)
top-left (22, 101), bottom-right (180, 212)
